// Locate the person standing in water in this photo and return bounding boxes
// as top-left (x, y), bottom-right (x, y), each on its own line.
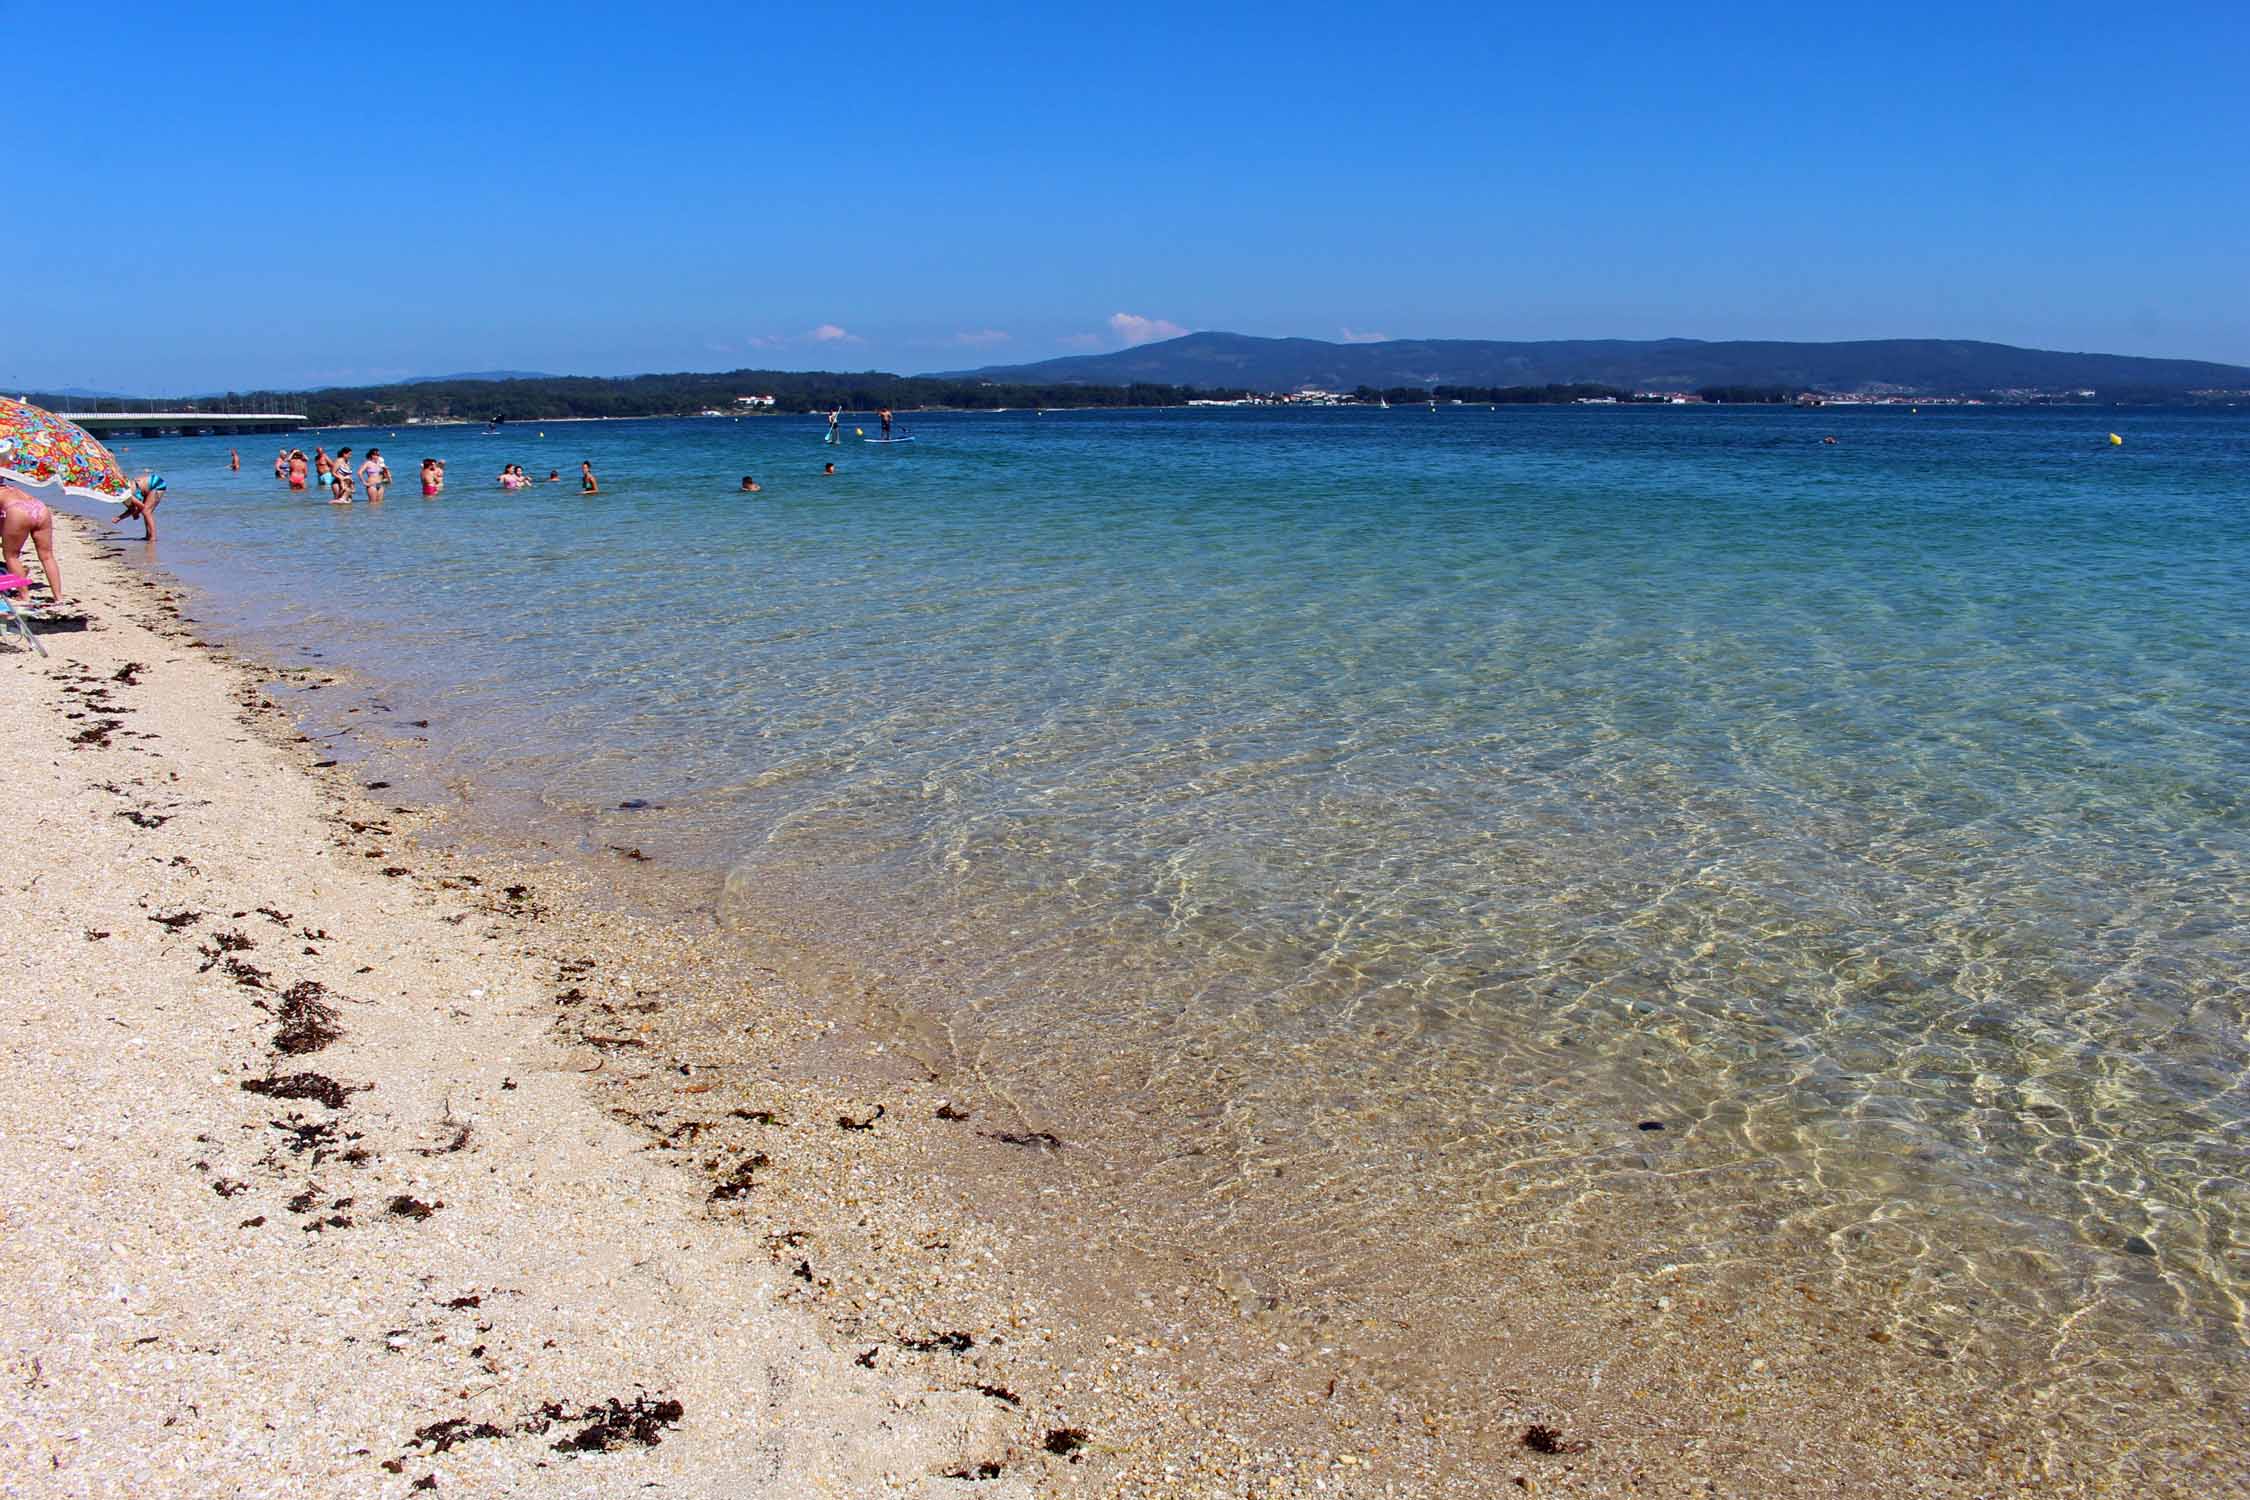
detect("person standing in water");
top-left (287, 450), bottom-right (309, 490)
top-left (359, 448), bottom-right (387, 501)
top-left (580, 461), bottom-right (598, 495)
top-left (330, 447), bottom-right (356, 503)
top-left (315, 447), bottom-right (332, 486)
top-left (274, 448), bottom-right (289, 479)
top-left (826, 407), bottom-right (841, 445)
top-left (229, 449), bottom-right (239, 472)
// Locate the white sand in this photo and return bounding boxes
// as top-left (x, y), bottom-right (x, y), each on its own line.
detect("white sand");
top-left (0, 521), bottom-right (1029, 1496)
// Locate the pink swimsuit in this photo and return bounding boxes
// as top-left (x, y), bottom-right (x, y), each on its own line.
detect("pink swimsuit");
top-left (1, 493), bottom-right (51, 528)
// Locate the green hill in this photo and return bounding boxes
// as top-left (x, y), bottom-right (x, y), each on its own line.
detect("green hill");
top-left (937, 332), bottom-right (2250, 397)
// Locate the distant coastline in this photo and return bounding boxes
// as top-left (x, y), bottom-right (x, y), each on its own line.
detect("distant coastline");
top-left (32, 330), bottom-right (2249, 429)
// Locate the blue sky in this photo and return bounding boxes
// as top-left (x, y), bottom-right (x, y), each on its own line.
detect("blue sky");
top-left (21, 1), bottom-right (2248, 392)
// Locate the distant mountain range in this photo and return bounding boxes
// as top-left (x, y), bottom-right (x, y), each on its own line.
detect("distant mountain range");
top-left (935, 333), bottom-right (2250, 396)
top-left (394, 370), bottom-right (558, 385)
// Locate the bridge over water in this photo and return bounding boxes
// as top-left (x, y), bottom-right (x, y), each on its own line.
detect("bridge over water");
top-left (59, 411), bottom-right (308, 437)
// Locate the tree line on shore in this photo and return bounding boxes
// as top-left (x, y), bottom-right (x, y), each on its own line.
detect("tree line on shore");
top-left (38, 372), bottom-right (1240, 425)
top-left (35, 371), bottom-right (1840, 426)
top-left (1353, 383), bottom-right (1802, 404)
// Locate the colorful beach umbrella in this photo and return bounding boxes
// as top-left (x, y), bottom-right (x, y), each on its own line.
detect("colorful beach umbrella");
top-left (0, 397), bottom-right (133, 504)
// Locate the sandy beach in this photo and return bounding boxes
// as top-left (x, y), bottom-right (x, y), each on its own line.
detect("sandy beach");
top-left (0, 523), bottom-right (1042, 1498)
top-left (4, 516), bottom-right (2244, 1499)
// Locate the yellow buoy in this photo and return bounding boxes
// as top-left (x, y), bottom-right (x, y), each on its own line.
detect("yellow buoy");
top-left (855, 427), bottom-right (864, 437)
top-left (2108, 433), bottom-right (2123, 445)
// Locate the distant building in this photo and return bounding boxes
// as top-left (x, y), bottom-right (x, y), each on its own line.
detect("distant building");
top-left (734, 394), bottom-right (777, 407)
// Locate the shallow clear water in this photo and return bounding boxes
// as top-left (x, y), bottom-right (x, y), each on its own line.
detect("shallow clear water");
top-left (111, 405), bottom-right (2250, 1382)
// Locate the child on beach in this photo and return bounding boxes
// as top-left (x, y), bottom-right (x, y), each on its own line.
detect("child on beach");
top-left (0, 483), bottom-right (63, 605)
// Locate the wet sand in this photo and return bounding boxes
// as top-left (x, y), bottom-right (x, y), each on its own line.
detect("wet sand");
top-left (3, 518), bottom-right (2242, 1498)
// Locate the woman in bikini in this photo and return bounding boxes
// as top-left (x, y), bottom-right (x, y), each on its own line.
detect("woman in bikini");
top-left (116, 472), bottom-right (166, 541)
top-left (0, 483), bottom-right (63, 605)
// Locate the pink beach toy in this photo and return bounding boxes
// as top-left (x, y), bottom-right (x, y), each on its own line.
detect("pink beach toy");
top-left (0, 573), bottom-right (46, 656)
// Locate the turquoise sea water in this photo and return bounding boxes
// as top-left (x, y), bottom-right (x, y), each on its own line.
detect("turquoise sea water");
top-left (107, 404), bottom-right (2250, 1393)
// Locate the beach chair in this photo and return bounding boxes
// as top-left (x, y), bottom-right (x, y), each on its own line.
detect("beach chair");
top-left (0, 574), bottom-right (46, 656)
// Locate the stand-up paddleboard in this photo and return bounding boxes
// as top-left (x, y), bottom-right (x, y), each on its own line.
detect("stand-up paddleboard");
top-left (863, 435), bottom-right (916, 444)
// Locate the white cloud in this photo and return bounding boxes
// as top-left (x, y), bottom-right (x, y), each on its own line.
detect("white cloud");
top-left (953, 329), bottom-right (1012, 347)
top-left (809, 324), bottom-right (858, 343)
top-left (1339, 327), bottom-right (1391, 344)
top-left (746, 333), bottom-right (786, 350)
top-left (1108, 312), bottom-right (1187, 346)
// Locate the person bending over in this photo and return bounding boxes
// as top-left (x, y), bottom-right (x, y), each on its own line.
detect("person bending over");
top-left (115, 472), bottom-right (166, 540)
top-left (0, 483), bottom-right (63, 604)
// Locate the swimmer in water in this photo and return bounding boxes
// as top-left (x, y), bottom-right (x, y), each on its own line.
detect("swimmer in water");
top-left (0, 482), bottom-right (63, 604)
top-left (822, 462), bottom-right (835, 475)
top-left (547, 469), bottom-right (561, 483)
top-left (740, 476), bottom-right (761, 492)
top-left (580, 461), bottom-right (598, 495)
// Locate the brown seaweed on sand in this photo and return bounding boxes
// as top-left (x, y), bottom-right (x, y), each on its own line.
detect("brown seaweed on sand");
top-left (522, 1395), bottom-right (684, 1453)
top-left (273, 981), bottom-right (343, 1055)
top-left (241, 1072), bottom-right (358, 1110)
top-left (708, 1153), bottom-right (769, 1203)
